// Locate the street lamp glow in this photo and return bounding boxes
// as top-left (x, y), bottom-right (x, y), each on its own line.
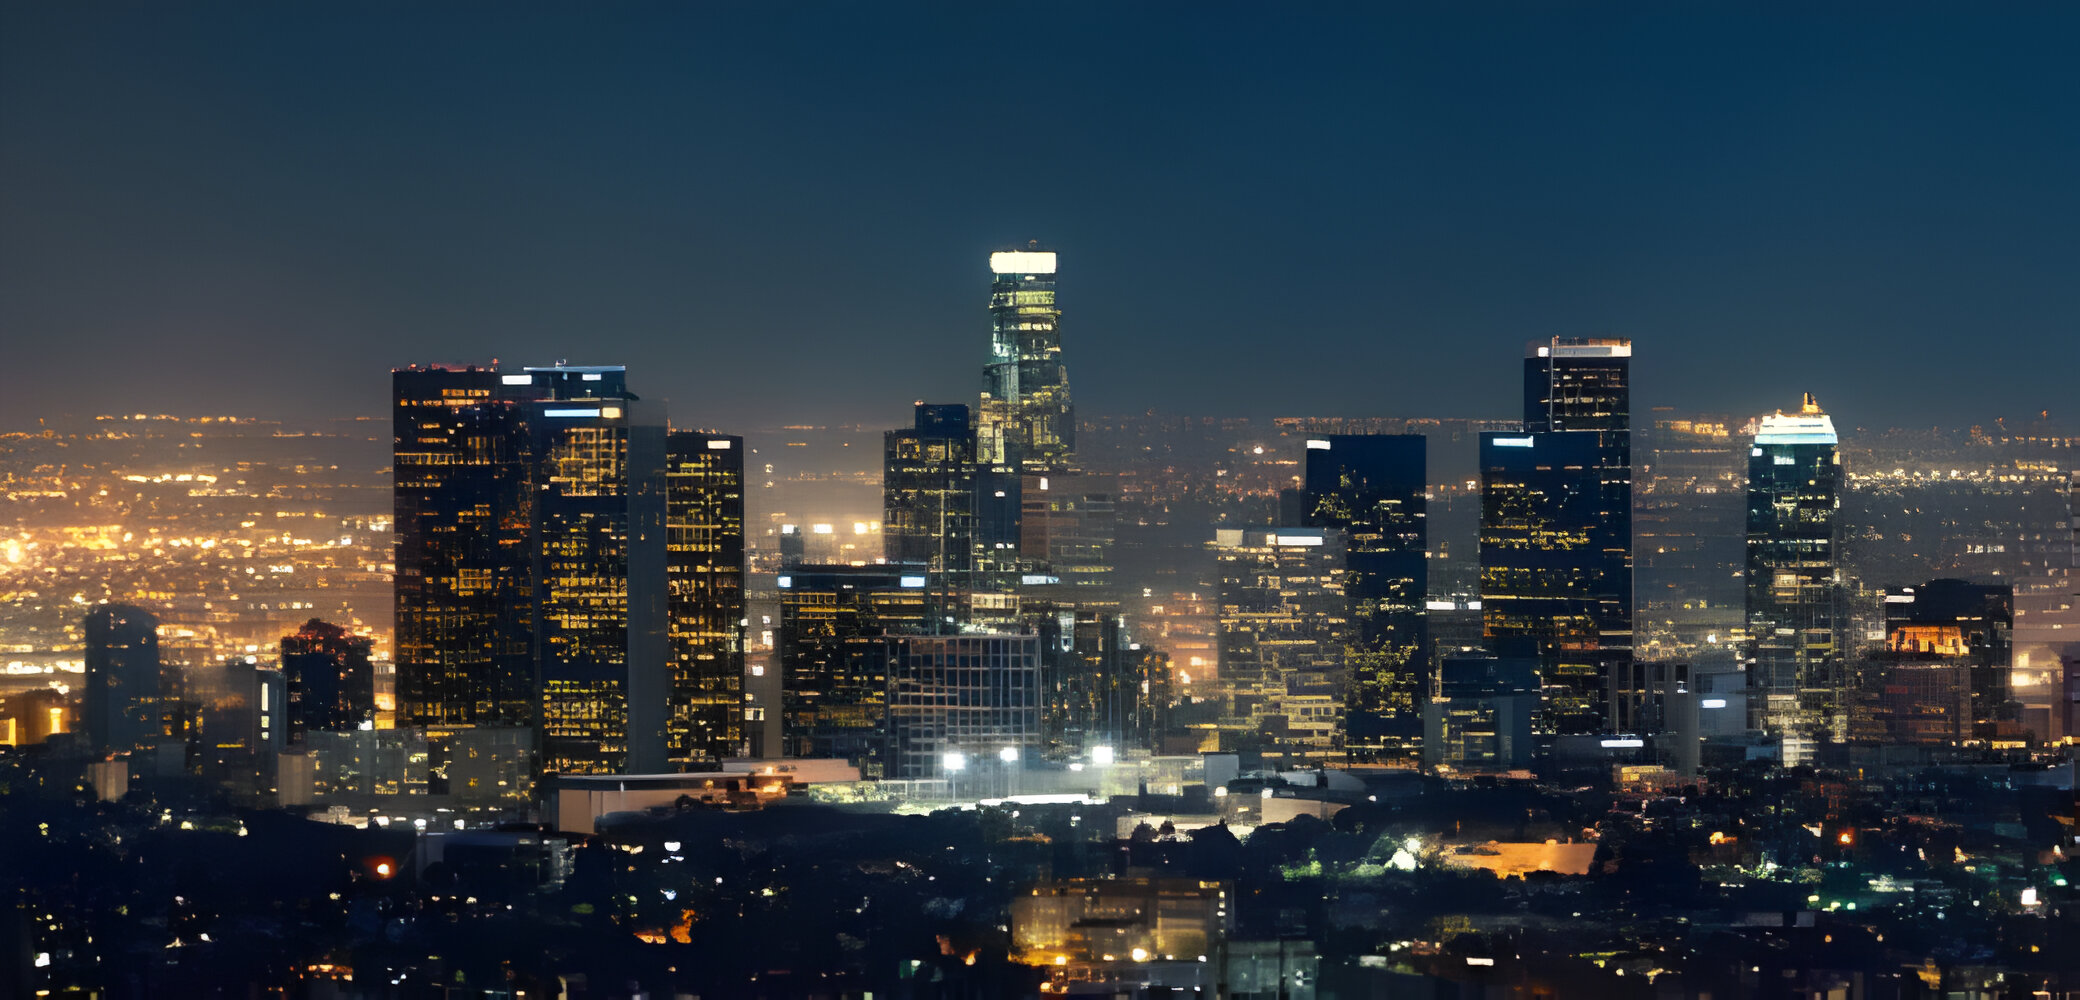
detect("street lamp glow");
top-left (999, 746), bottom-right (1019, 763)
top-left (1091, 746), bottom-right (1115, 766)
top-left (943, 751), bottom-right (968, 773)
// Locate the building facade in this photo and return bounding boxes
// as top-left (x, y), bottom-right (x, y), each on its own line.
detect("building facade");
top-left (979, 245), bottom-right (1072, 469)
top-left (884, 633), bottom-right (1041, 781)
top-left (665, 431), bottom-right (748, 766)
top-left (883, 403), bottom-right (979, 596)
top-left (1870, 578), bottom-right (2015, 745)
top-left (1213, 527), bottom-right (1352, 759)
top-left (1297, 435), bottom-right (1428, 762)
top-left (526, 372), bottom-right (668, 775)
top-left (777, 565), bottom-right (931, 769)
top-left (392, 366), bottom-right (536, 730)
top-left (1421, 655), bottom-right (1539, 772)
top-left (1744, 394), bottom-right (1842, 763)
top-left (1480, 338), bottom-right (1634, 740)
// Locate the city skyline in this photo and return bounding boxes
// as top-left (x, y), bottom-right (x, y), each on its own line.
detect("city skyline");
top-left (5, 5), bottom-right (2078, 433)
top-left (5, 7), bottom-right (2079, 996)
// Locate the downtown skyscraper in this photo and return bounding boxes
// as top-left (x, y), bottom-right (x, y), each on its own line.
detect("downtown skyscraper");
top-left (883, 403), bottom-right (978, 593)
top-left (392, 366), bottom-right (536, 731)
top-left (526, 369), bottom-right (670, 775)
top-left (664, 432), bottom-right (748, 767)
top-left (1744, 393), bottom-right (1841, 764)
top-left (978, 243), bottom-right (1073, 470)
top-left (1297, 435), bottom-right (1429, 762)
top-left (1479, 338), bottom-right (1635, 738)
top-left (394, 364), bottom-right (739, 776)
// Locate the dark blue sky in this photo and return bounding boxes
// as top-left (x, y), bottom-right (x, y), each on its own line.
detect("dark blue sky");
top-left (4, 4), bottom-right (2075, 432)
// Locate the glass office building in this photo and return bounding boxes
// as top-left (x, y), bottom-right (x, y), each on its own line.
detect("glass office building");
top-left (777, 565), bottom-right (931, 770)
top-left (1481, 338), bottom-right (1635, 738)
top-left (1298, 434), bottom-right (1428, 761)
top-left (527, 372), bottom-right (668, 775)
top-left (1744, 394), bottom-right (1841, 764)
top-left (392, 366), bottom-right (536, 730)
top-left (979, 245), bottom-right (1073, 469)
top-left (665, 431), bottom-right (747, 766)
top-left (883, 403), bottom-right (979, 591)
top-left (1214, 527), bottom-right (1353, 759)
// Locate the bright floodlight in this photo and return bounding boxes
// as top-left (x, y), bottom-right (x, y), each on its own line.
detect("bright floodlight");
top-left (999, 746), bottom-right (1019, 764)
top-left (1091, 746), bottom-right (1115, 766)
top-left (943, 751), bottom-right (968, 773)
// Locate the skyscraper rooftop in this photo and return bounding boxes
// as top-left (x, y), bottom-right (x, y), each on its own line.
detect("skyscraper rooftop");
top-left (1753, 394), bottom-right (1837, 445)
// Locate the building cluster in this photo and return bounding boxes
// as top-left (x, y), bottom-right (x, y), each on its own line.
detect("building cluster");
top-left (5, 244), bottom-right (2079, 998)
top-left (16, 247), bottom-right (2076, 823)
top-left (1213, 345), bottom-right (2079, 780)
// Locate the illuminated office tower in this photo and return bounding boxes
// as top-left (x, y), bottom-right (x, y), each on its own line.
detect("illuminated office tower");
top-left (1481, 338), bottom-right (1634, 738)
top-left (393, 366), bottom-right (536, 730)
top-left (883, 403), bottom-right (978, 590)
top-left (777, 565), bottom-right (931, 771)
top-left (1214, 527), bottom-right (1352, 759)
top-left (279, 618), bottom-right (375, 741)
top-left (979, 244), bottom-right (1073, 469)
top-left (1744, 394), bottom-right (1842, 763)
top-left (1870, 579), bottom-right (2014, 745)
top-left (665, 431), bottom-right (747, 766)
top-left (1525, 340), bottom-right (1633, 657)
top-left (1298, 435), bottom-right (1428, 761)
top-left (83, 603), bottom-right (164, 755)
top-left (527, 369), bottom-right (668, 775)
top-left (1524, 337), bottom-right (1631, 442)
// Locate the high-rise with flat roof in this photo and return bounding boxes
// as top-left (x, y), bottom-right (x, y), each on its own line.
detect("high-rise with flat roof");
top-left (777, 565), bottom-right (932, 770)
top-left (883, 403), bottom-right (978, 592)
top-left (1298, 434), bottom-right (1428, 761)
top-left (1870, 578), bottom-right (2015, 745)
top-left (1744, 393), bottom-right (1842, 763)
top-left (527, 370), bottom-right (668, 775)
top-left (665, 431), bottom-right (747, 766)
top-left (393, 366), bottom-right (536, 730)
top-left (1481, 338), bottom-right (1634, 738)
top-left (394, 364), bottom-right (672, 775)
top-left (1214, 527), bottom-right (1352, 758)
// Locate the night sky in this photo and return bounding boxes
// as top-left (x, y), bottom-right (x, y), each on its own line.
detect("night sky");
top-left (4, 4), bottom-right (2075, 433)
